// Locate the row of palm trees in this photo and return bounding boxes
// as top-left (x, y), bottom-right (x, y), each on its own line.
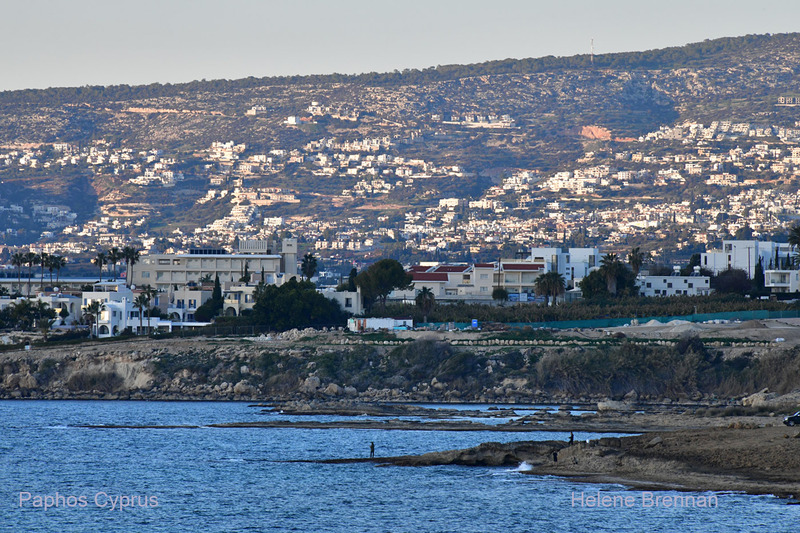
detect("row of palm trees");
top-left (92, 246), bottom-right (140, 285)
top-left (10, 251), bottom-right (68, 296)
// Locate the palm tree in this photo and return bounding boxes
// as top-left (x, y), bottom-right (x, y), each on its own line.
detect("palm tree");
top-left (415, 287), bottom-right (435, 323)
top-left (52, 255), bottom-right (67, 285)
top-left (82, 300), bottom-right (104, 338)
top-left (38, 252), bottom-right (49, 286)
top-left (93, 251), bottom-right (107, 282)
top-left (599, 253), bottom-right (623, 296)
top-left (142, 285), bottom-right (158, 334)
top-left (133, 294), bottom-right (150, 335)
top-left (11, 252), bottom-right (25, 295)
top-left (627, 247), bottom-right (646, 277)
top-left (300, 252), bottom-right (318, 281)
top-left (24, 252), bottom-right (39, 297)
top-left (788, 224), bottom-right (800, 269)
top-left (534, 271), bottom-right (566, 306)
top-left (107, 247), bottom-right (121, 281)
top-left (122, 246), bottom-right (140, 287)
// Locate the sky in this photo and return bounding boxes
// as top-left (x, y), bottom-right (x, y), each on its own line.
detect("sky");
top-left (1, 0), bottom-right (798, 92)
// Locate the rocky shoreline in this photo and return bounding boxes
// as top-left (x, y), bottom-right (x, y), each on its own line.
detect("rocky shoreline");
top-left (318, 425), bottom-right (800, 498)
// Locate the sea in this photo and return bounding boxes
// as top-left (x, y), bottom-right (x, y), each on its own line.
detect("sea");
top-left (1, 401), bottom-right (796, 532)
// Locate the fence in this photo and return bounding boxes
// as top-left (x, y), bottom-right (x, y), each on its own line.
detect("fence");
top-left (421, 309), bottom-right (800, 331)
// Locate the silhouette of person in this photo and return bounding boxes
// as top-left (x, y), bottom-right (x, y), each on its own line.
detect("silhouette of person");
top-left (569, 432), bottom-right (574, 446)
top-left (552, 450), bottom-right (558, 463)
top-left (370, 442), bottom-right (375, 458)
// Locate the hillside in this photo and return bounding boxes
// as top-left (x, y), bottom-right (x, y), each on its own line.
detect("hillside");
top-left (2, 33), bottom-right (800, 255)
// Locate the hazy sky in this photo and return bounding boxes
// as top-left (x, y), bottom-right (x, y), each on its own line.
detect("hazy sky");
top-left (1, 0), bottom-right (798, 92)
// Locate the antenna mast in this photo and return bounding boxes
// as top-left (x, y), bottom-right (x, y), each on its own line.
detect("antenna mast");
top-left (590, 38), bottom-right (594, 66)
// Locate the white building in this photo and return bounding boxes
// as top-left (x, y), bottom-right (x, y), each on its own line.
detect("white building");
top-left (701, 240), bottom-right (792, 279)
top-left (82, 282), bottom-right (171, 337)
top-left (638, 269), bottom-right (711, 297)
top-left (764, 270), bottom-right (800, 294)
top-left (528, 247), bottom-right (600, 288)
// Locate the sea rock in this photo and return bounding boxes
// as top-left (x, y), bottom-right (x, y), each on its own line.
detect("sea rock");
top-left (344, 386), bottom-right (358, 397)
top-left (323, 383), bottom-right (342, 396)
top-left (597, 400), bottom-right (631, 412)
top-left (233, 380), bottom-right (255, 395)
top-left (300, 376), bottom-right (321, 393)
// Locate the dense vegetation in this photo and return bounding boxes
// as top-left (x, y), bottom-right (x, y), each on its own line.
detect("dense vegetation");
top-left (376, 293), bottom-right (797, 324)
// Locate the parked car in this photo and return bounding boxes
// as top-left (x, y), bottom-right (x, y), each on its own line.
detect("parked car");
top-left (783, 411), bottom-right (800, 426)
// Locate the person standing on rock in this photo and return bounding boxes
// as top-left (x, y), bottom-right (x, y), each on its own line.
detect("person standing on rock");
top-left (552, 450), bottom-right (558, 463)
top-left (569, 432), bottom-right (574, 446)
top-left (370, 442), bottom-right (375, 458)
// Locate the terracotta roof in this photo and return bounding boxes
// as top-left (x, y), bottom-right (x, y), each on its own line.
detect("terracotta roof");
top-left (412, 272), bottom-right (449, 282)
top-left (408, 265), bottom-right (430, 273)
top-left (473, 263), bottom-right (495, 268)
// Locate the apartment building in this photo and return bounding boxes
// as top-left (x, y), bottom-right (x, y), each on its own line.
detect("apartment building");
top-left (701, 240), bottom-right (792, 278)
top-left (130, 238), bottom-right (298, 292)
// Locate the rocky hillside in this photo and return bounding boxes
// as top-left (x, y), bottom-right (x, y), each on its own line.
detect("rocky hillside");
top-left (3, 327), bottom-right (800, 402)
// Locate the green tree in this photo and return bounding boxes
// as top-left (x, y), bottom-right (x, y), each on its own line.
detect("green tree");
top-left (301, 252), bottom-right (318, 281)
top-left (415, 287), bottom-right (436, 323)
top-left (599, 253), bottom-right (624, 295)
top-left (627, 247), bottom-right (646, 276)
top-left (534, 271), bottom-right (566, 306)
top-left (355, 259), bottom-right (411, 310)
top-left (752, 257), bottom-right (766, 295)
top-left (251, 278), bottom-right (346, 331)
top-left (492, 286), bottom-right (509, 304)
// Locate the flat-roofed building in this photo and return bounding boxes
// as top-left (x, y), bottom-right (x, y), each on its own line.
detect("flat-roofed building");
top-left (130, 238), bottom-right (298, 292)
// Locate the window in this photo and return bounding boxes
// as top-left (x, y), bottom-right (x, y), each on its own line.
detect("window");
top-left (188, 299), bottom-right (197, 308)
top-left (646, 282), bottom-right (651, 288)
top-left (667, 283), bottom-right (673, 288)
top-left (688, 283), bottom-right (693, 288)
top-left (480, 273), bottom-right (488, 280)
top-left (142, 272), bottom-right (150, 278)
top-left (158, 259), bottom-right (170, 265)
top-left (480, 286), bottom-right (488, 293)
top-left (345, 298), bottom-right (353, 308)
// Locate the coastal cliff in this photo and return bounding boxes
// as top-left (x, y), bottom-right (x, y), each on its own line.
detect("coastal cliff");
top-left (2, 326), bottom-right (800, 404)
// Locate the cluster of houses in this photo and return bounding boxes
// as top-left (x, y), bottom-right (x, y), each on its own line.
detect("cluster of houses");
top-left (2, 238), bottom-right (798, 338)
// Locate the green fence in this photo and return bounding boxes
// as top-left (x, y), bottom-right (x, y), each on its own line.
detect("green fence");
top-left (423, 309), bottom-right (800, 331)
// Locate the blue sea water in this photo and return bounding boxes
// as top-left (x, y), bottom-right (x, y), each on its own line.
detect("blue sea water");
top-left (0, 401), bottom-right (796, 532)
